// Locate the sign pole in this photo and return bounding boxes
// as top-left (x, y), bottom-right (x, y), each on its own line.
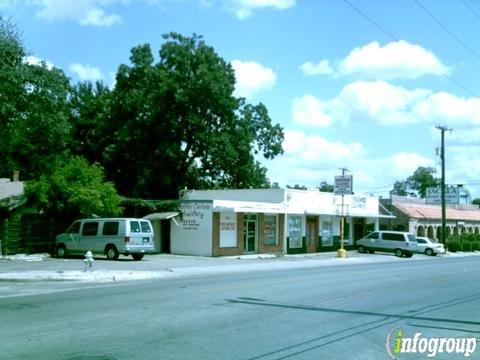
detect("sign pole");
top-left (335, 168), bottom-right (351, 259)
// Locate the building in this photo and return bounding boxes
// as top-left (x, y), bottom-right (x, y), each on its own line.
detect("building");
top-left (168, 189), bottom-right (388, 257)
top-left (380, 195), bottom-right (480, 239)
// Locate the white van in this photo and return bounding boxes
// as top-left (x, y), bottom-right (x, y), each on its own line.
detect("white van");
top-left (356, 231), bottom-right (417, 258)
top-left (55, 218), bottom-right (155, 260)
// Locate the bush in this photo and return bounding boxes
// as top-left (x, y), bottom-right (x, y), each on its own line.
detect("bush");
top-left (471, 241), bottom-right (480, 251)
top-left (462, 241), bottom-right (473, 252)
top-left (448, 240), bottom-right (461, 252)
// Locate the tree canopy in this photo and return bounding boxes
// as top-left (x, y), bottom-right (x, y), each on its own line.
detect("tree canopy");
top-left (391, 166), bottom-right (439, 198)
top-left (0, 17), bottom-right (71, 180)
top-left (2, 21), bottom-right (284, 206)
top-left (98, 33), bottom-right (284, 198)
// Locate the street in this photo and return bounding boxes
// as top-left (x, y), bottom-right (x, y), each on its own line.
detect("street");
top-left (1, 255), bottom-right (479, 359)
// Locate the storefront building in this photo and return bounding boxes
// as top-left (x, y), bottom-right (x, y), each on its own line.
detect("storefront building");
top-left (380, 195), bottom-right (480, 239)
top-left (170, 189), bottom-right (385, 256)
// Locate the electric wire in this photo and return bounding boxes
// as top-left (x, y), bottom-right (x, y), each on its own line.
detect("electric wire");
top-left (343, 0), bottom-right (480, 98)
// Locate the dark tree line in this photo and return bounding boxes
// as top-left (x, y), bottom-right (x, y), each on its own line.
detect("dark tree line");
top-left (1, 17), bottom-right (284, 216)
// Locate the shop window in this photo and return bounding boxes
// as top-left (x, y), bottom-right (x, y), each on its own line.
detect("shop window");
top-left (288, 216), bottom-right (302, 248)
top-left (264, 215), bottom-right (277, 245)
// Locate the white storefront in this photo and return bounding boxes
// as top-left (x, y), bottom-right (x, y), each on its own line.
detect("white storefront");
top-left (170, 189), bottom-right (384, 256)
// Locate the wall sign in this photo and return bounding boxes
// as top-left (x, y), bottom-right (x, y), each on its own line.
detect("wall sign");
top-left (219, 212), bottom-right (237, 247)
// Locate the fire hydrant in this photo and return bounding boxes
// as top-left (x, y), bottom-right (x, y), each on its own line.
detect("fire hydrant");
top-left (83, 250), bottom-right (94, 272)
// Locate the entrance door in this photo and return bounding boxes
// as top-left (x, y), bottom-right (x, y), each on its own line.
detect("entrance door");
top-left (306, 217), bottom-right (318, 253)
top-left (244, 218), bottom-right (257, 253)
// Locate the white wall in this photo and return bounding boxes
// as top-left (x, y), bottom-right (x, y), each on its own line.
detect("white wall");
top-left (171, 201), bottom-right (213, 256)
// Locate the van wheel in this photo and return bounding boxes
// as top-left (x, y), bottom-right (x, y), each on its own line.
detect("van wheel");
top-left (394, 249), bottom-right (403, 257)
top-left (358, 245), bottom-right (366, 253)
top-left (56, 244), bottom-right (67, 258)
top-left (425, 248), bottom-right (434, 256)
top-left (105, 246), bottom-right (119, 260)
top-left (132, 254), bottom-right (144, 261)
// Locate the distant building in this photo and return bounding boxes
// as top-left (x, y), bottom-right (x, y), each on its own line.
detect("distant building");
top-left (380, 195), bottom-right (480, 239)
top-left (165, 189), bottom-right (391, 257)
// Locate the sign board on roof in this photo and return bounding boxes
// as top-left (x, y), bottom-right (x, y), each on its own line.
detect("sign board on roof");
top-left (426, 186), bottom-right (459, 205)
top-left (334, 175), bottom-right (353, 195)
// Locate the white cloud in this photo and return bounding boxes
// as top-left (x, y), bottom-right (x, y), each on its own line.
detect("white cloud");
top-left (24, 55), bottom-right (54, 70)
top-left (231, 60), bottom-right (276, 98)
top-left (388, 152), bottom-right (435, 177)
top-left (300, 60), bottom-right (333, 76)
top-left (292, 81), bottom-right (480, 128)
top-left (303, 40), bottom-right (449, 80)
top-left (32, 0), bottom-right (122, 27)
top-left (265, 128), bottom-right (438, 194)
top-left (69, 63), bottom-right (104, 82)
top-left (292, 95), bottom-right (334, 127)
top-left (227, 0), bottom-right (295, 19)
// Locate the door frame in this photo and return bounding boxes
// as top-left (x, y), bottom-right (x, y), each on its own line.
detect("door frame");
top-left (244, 215), bottom-right (257, 254)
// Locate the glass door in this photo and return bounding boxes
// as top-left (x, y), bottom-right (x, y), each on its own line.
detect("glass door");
top-left (244, 218), bottom-right (257, 253)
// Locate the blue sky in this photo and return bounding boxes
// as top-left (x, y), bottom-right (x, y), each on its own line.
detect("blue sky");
top-left (2, 0), bottom-right (480, 199)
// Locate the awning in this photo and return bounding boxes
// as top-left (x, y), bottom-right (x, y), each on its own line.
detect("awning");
top-left (143, 212), bottom-right (179, 220)
top-left (213, 200), bottom-right (286, 214)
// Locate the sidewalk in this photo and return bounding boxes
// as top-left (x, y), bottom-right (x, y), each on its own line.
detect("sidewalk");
top-left (0, 251), bottom-right (479, 283)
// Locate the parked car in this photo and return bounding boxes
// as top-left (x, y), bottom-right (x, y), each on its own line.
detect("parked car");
top-left (356, 231), bottom-right (417, 257)
top-left (415, 237), bottom-right (445, 256)
top-left (55, 218), bottom-right (155, 260)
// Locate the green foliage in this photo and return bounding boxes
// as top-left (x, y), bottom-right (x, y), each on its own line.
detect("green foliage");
top-left (472, 198), bottom-right (480, 206)
top-left (472, 241), bottom-right (480, 251)
top-left (100, 32), bottom-right (283, 198)
top-left (26, 157), bottom-right (121, 224)
top-left (318, 181), bottom-right (334, 192)
top-left (287, 184), bottom-right (308, 190)
top-left (121, 198), bottom-right (180, 218)
top-left (448, 240), bottom-right (461, 252)
top-left (462, 241), bottom-right (473, 252)
top-left (391, 167), bottom-right (438, 198)
top-left (0, 17), bottom-right (71, 179)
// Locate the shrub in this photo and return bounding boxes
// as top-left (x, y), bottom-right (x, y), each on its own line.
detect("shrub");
top-left (448, 240), bottom-right (461, 252)
top-left (462, 241), bottom-right (473, 252)
top-left (471, 241), bottom-right (480, 251)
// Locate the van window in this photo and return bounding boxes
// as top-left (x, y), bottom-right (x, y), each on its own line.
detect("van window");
top-left (383, 232), bottom-right (404, 241)
top-left (407, 234), bottom-right (416, 242)
top-left (367, 232), bottom-right (379, 240)
top-left (140, 221), bottom-right (151, 233)
top-left (103, 221), bottom-right (119, 236)
top-left (67, 221), bottom-right (81, 234)
top-left (130, 221), bottom-right (141, 233)
top-left (82, 222), bottom-right (99, 236)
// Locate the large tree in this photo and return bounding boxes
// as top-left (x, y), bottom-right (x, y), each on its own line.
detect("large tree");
top-left (391, 166), bottom-right (438, 198)
top-left (0, 17), bottom-right (71, 179)
top-left (102, 33), bottom-right (283, 198)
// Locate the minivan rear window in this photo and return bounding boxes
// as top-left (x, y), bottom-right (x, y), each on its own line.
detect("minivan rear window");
top-left (130, 221), bottom-right (141, 233)
top-left (383, 232), bottom-right (404, 241)
top-left (140, 221), bottom-right (151, 233)
top-left (82, 222), bottom-right (99, 236)
top-left (103, 222), bottom-right (119, 236)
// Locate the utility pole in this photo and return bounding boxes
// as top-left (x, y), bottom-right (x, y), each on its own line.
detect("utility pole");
top-left (436, 125), bottom-right (452, 248)
top-left (336, 167), bottom-right (351, 258)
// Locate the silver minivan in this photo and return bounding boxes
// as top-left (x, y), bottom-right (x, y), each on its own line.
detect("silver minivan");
top-left (55, 218), bottom-right (155, 260)
top-left (356, 231), bottom-right (417, 257)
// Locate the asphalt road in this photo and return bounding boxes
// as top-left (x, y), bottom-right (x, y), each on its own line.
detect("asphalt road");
top-left (2, 256), bottom-right (480, 359)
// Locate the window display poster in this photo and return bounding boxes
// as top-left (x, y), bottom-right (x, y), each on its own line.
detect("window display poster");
top-left (322, 218), bottom-right (333, 246)
top-left (220, 212), bottom-right (237, 247)
top-left (288, 215), bottom-right (302, 248)
top-left (264, 215), bottom-right (277, 245)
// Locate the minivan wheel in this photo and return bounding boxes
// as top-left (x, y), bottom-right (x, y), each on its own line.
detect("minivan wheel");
top-left (394, 249), bottom-right (403, 257)
top-left (56, 244), bottom-right (67, 258)
top-left (105, 246), bottom-right (119, 260)
top-left (358, 245), bottom-right (366, 253)
top-left (132, 254), bottom-right (144, 261)
top-left (425, 248), bottom-right (434, 256)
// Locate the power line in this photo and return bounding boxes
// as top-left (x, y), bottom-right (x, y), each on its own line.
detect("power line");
top-left (462, 0), bottom-right (480, 22)
top-left (414, 0), bottom-right (480, 64)
top-left (343, 0), bottom-right (398, 41)
top-left (343, 0), bottom-right (479, 98)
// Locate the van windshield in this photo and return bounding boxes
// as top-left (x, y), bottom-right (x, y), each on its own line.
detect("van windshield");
top-left (407, 234), bottom-right (416, 242)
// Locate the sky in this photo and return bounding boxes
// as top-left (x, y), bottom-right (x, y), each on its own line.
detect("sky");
top-left (1, 0), bottom-right (480, 200)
